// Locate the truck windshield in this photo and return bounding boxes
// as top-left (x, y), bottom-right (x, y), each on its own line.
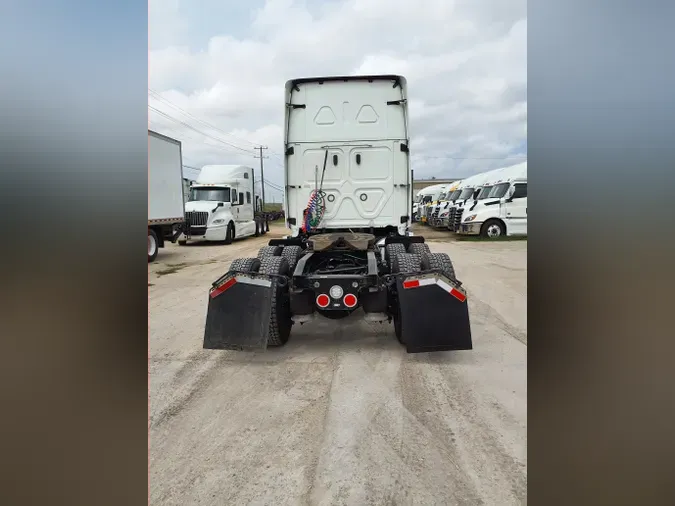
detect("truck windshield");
top-left (449, 190), bottom-right (461, 201)
top-left (477, 185), bottom-right (494, 200)
top-left (189, 187), bottom-right (231, 202)
top-left (487, 182), bottom-right (511, 199)
top-left (438, 192), bottom-right (447, 200)
top-left (458, 188), bottom-right (474, 200)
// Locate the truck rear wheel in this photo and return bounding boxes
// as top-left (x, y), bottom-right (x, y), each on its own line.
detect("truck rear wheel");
top-left (281, 245), bottom-right (302, 272)
top-left (390, 253), bottom-right (421, 344)
top-left (421, 252), bottom-right (456, 280)
top-left (148, 229), bottom-right (158, 262)
top-left (257, 245), bottom-right (281, 259)
top-left (408, 243), bottom-right (431, 256)
top-left (392, 252), bottom-right (422, 274)
top-left (385, 243), bottom-right (406, 269)
top-left (229, 257), bottom-right (261, 273)
top-left (258, 256), bottom-right (292, 347)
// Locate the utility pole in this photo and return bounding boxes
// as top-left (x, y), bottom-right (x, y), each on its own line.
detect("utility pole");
top-left (254, 146), bottom-right (268, 211)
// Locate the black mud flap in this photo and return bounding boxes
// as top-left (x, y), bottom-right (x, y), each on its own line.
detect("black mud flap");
top-left (203, 273), bottom-right (275, 351)
top-left (396, 273), bottom-right (473, 353)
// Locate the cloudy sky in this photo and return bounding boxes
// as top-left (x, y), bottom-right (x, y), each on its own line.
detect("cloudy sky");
top-left (149, 0), bottom-right (527, 201)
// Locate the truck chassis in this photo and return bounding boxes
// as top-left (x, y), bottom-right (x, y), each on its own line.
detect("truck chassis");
top-left (203, 232), bottom-right (472, 353)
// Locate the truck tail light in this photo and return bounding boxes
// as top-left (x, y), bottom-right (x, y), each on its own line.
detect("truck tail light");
top-left (343, 294), bottom-right (358, 308)
top-left (316, 294), bottom-right (330, 308)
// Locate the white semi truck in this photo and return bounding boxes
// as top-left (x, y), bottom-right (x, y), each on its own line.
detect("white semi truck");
top-left (417, 183), bottom-right (448, 225)
top-left (458, 161), bottom-right (527, 238)
top-left (180, 164), bottom-right (270, 244)
top-left (430, 180), bottom-right (462, 228)
top-left (148, 130), bottom-right (187, 262)
top-left (203, 75), bottom-right (472, 354)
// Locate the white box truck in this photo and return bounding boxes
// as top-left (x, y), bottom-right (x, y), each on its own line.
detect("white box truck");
top-left (148, 130), bottom-right (186, 262)
top-left (202, 75), bottom-right (473, 354)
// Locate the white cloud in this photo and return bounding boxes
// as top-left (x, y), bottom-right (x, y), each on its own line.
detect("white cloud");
top-left (149, 0), bottom-right (527, 192)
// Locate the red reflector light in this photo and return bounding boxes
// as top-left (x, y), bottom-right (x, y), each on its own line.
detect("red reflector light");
top-left (316, 294), bottom-right (330, 308)
top-left (450, 288), bottom-right (466, 302)
top-left (210, 277), bottom-right (236, 298)
top-left (343, 293), bottom-right (357, 308)
top-left (402, 280), bottom-right (420, 289)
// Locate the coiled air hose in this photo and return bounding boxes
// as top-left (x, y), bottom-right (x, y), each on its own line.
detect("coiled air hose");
top-left (301, 150), bottom-right (329, 233)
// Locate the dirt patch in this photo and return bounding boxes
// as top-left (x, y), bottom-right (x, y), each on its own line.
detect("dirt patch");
top-left (156, 262), bottom-right (189, 276)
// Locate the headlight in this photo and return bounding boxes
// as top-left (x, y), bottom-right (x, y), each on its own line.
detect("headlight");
top-left (464, 215), bottom-right (477, 222)
top-left (440, 211), bottom-right (449, 217)
top-left (212, 219), bottom-right (225, 225)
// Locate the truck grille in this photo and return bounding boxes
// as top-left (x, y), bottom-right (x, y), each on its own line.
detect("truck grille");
top-left (432, 206), bottom-right (441, 219)
top-left (447, 207), bottom-right (456, 227)
top-left (452, 208), bottom-right (464, 232)
top-left (185, 211), bottom-right (208, 227)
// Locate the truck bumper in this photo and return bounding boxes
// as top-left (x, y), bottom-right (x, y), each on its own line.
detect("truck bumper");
top-left (458, 222), bottom-right (482, 235)
top-left (202, 224), bottom-right (228, 241)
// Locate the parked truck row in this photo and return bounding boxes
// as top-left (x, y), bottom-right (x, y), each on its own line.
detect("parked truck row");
top-left (414, 161), bottom-right (527, 239)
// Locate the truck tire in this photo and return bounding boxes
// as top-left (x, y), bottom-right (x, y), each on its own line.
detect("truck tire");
top-left (390, 253), bottom-right (421, 345)
top-left (281, 245), bottom-right (302, 272)
top-left (393, 252), bottom-right (422, 274)
top-left (178, 239), bottom-right (188, 246)
top-left (422, 252), bottom-right (456, 280)
top-left (385, 243), bottom-right (406, 268)
top-left (148, 229), bottom-right (158, 263)
top-left (254, 221), bottom-right (260, 237)
top-left (229, 257), bottom-right (261, 273)
top-left (224, 222), bottom-right (235, 244)
top-left (258, 256), bottom-right (292, 347)
top-left (481, 219), bottom-right (505, 239)
top-left (408, 242), bottom-right (431, 256)
top-left (257, 245), bottom-right (281, 259)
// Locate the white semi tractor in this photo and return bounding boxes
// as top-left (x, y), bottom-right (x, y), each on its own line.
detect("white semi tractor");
top-left (148, 130), bottom-right (187, 262)
top-left (180, 164), bottom-right (270, 245)
top-left (458, 162), bottom-right (527, 238)
top-left (203, 75), bottom-right (473, 354)
top-left (417, 183), bottom-right (448, 225)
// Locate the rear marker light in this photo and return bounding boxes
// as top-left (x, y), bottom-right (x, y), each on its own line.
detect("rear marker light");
top-left (402, 276), bottom-right (467, 303)
top-left (210, 278), bottom-right (236, 298)
top-left (450, 288), bottom-right (467, 303)
top-left (343, 293), bottom-right (357, 308)
top-left (316, 294), bottom-right (330, 308)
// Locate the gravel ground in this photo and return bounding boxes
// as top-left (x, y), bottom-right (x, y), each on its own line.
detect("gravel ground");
top-left (149, 223), bottom-right (527, 505)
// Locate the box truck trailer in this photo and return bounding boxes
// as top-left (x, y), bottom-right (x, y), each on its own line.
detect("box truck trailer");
top-left (148, 130), bottom-right (186, 262)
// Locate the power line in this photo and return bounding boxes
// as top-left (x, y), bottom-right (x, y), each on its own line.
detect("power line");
top-left (148, 89), bottom-right (263, 152)
top-left (149, 105), bottom-right (257, 156)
